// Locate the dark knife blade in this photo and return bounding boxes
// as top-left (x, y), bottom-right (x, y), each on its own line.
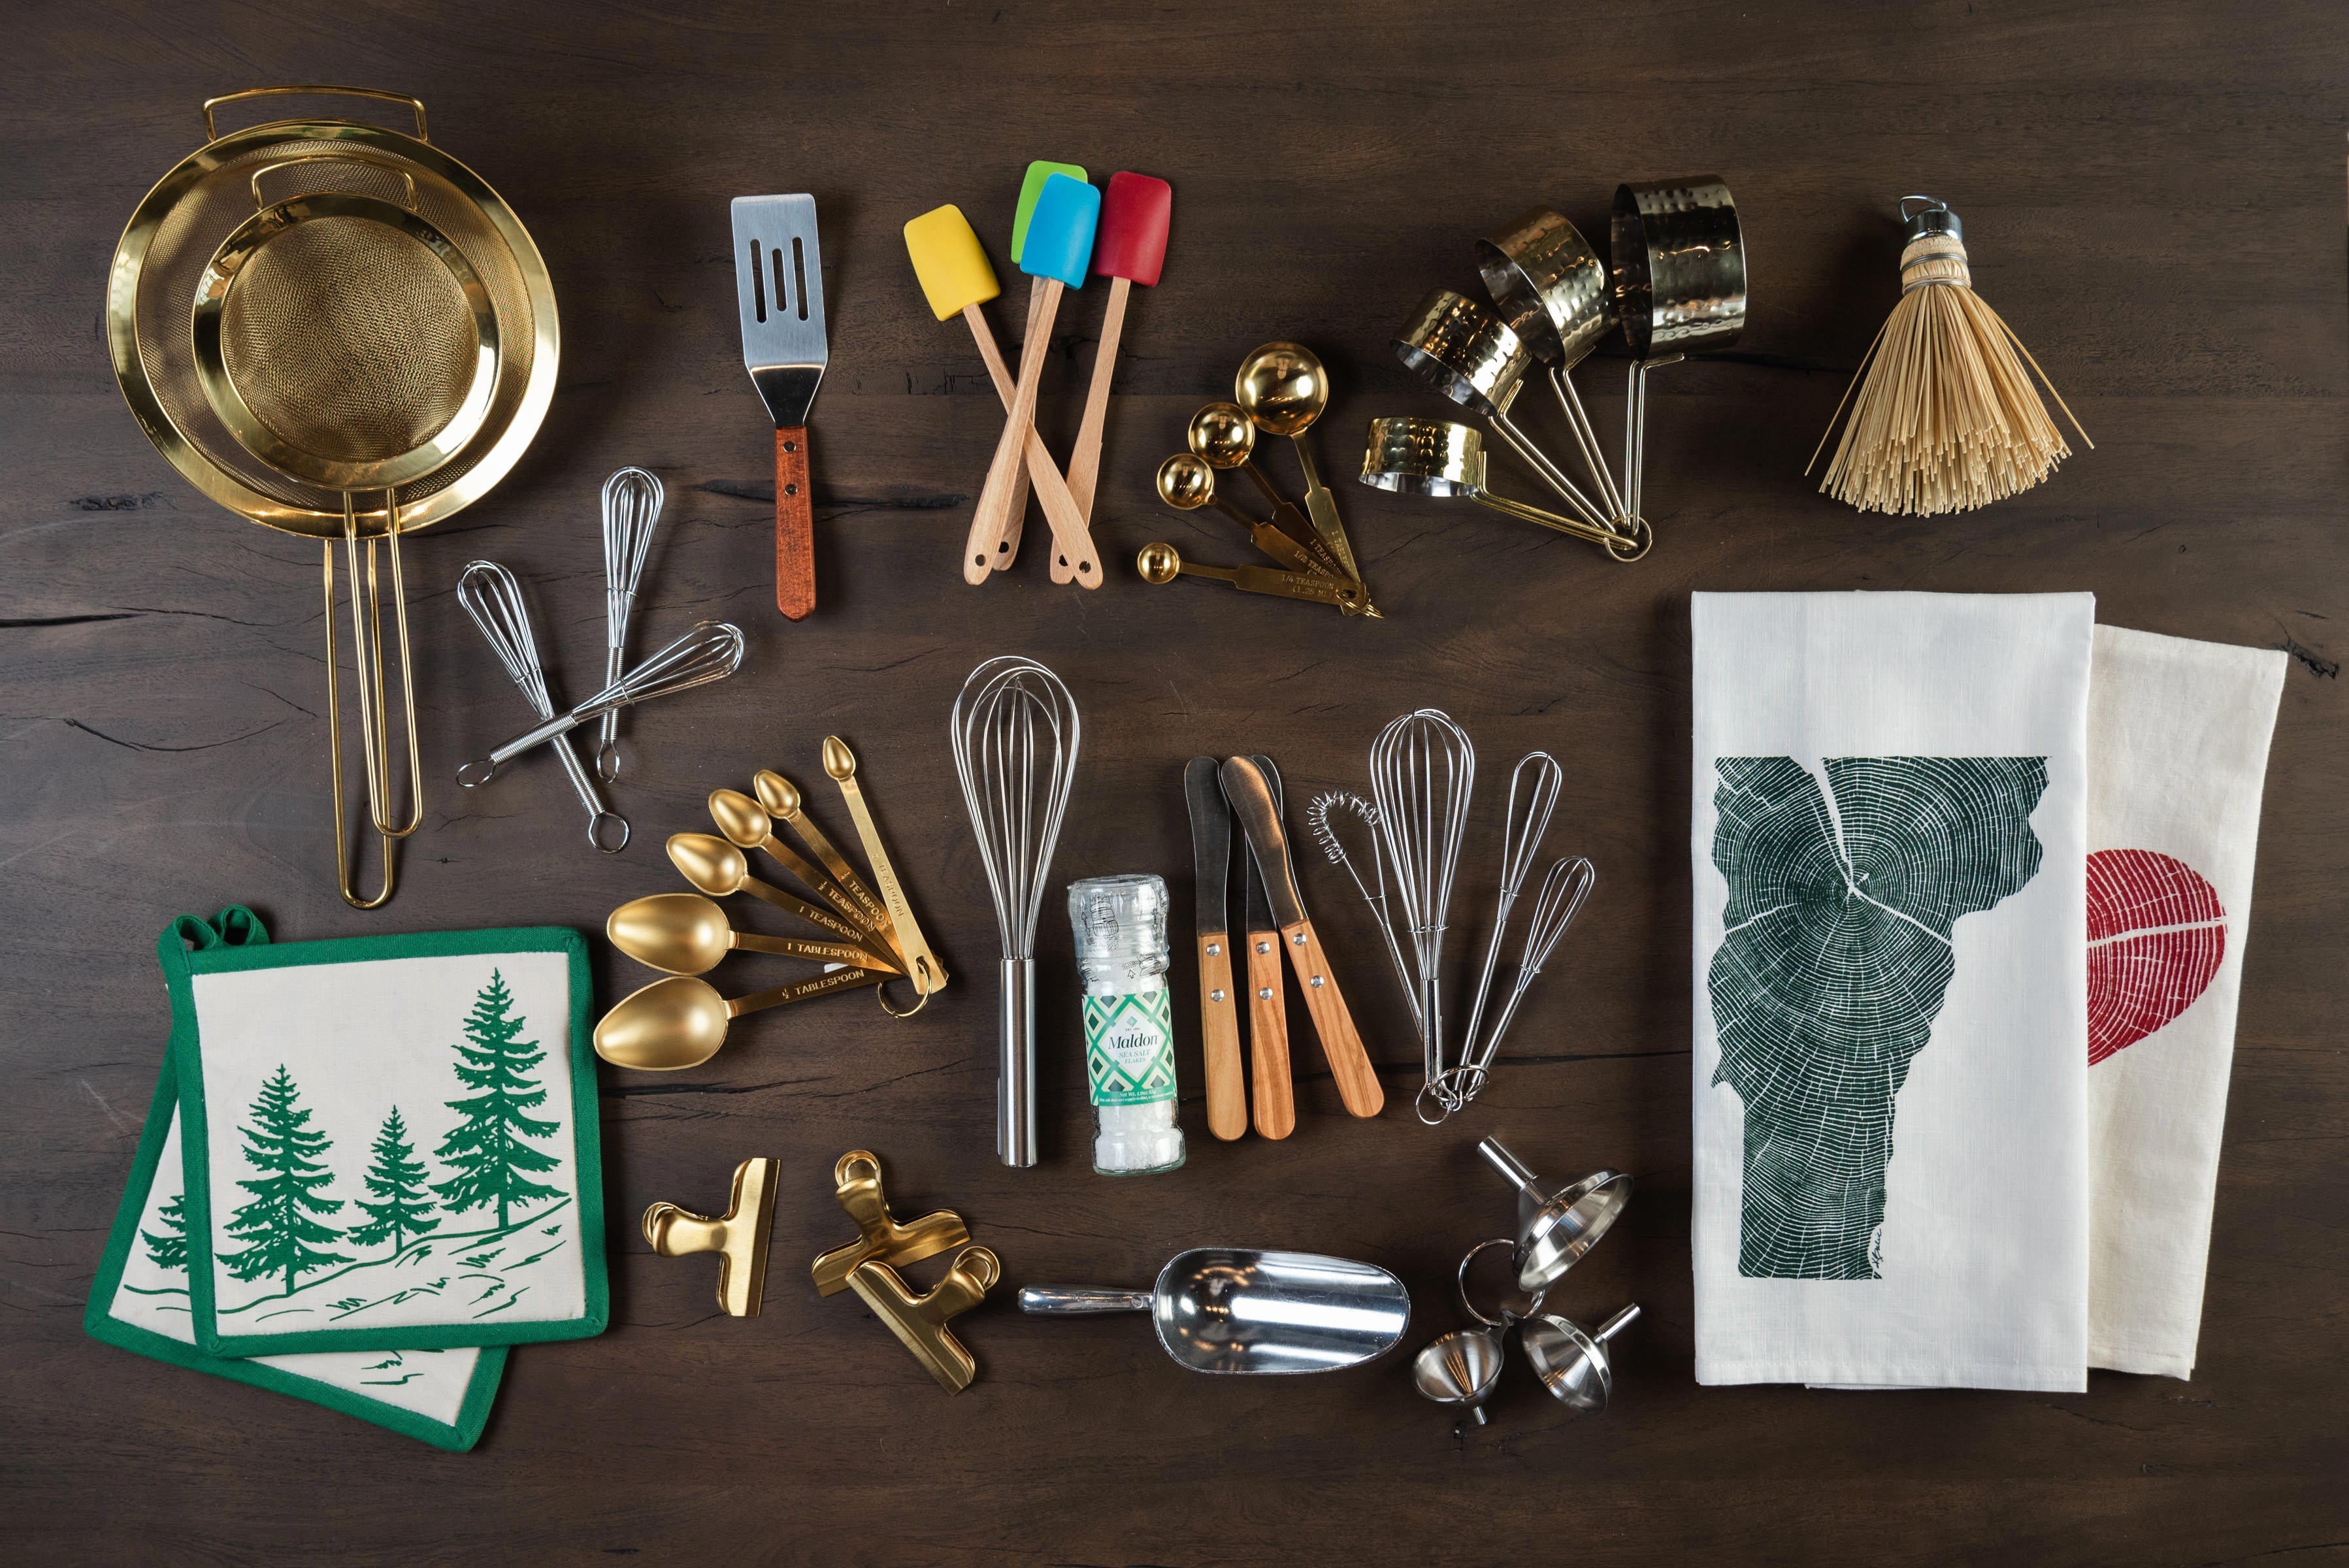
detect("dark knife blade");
top-left (1219, 756), bottom-right (1307, 930)
top-left (1242, 754), bottom-right (1283, 936)
top-left (1183, 756), bottom-right (1231, 938)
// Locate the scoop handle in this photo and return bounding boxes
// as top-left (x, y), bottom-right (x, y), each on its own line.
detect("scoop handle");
top-left (1017, 1286), bottom-right (1153, 1315)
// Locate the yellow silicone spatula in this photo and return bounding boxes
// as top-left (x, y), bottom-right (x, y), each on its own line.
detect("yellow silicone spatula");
top-left (904, 204), bottom-right (1097, 587)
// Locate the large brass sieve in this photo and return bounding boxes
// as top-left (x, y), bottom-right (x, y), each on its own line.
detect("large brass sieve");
top-left (107, 87), bottom-right (559, 907)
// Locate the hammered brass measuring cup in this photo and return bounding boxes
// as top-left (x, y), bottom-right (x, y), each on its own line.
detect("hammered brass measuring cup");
top-left (1359, 417), bottom-right (1647, 560)
top-left (1609, 177), bottom-right (1745, 519)
top-left (1393, 290), bottom-right (1613, 536)
top-left (1477, 208), bottom-right (1627, 525)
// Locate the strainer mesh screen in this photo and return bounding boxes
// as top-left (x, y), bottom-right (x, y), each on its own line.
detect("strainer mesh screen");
top-left (133, 139), bottom-right (535, 518)
top-left (220, 216), bottom-right (480, 465)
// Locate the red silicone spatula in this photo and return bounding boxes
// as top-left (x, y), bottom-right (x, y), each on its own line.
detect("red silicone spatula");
top-left (1068, 173), bottom-right (1171, 525)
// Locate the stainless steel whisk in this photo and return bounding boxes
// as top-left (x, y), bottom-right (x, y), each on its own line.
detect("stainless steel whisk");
top-left (1369, 708), bottom-right (1476, 1115)
top-left (950, 655), bottom-right (1081, 1169)
top-left (596, 466), bottom-right (666, 781)
top-left (455, 561), bottom-right (629, 853)
top-left (1450, 854), bottom-right (1595, 1111)
top-left (1435, 752), bottom-right (1565, 1119)
top-left (457, 620), bottom-right (745, 789)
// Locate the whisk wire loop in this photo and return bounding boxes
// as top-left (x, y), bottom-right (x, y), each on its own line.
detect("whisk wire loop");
top-left (597, 466), bottom-right (666, 780)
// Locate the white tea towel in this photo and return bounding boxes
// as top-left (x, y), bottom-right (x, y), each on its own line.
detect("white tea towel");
top-left (2085, 625), bottom-right (2285, 1378)
top-left (1692, 591), bottom-right (2095, 1391)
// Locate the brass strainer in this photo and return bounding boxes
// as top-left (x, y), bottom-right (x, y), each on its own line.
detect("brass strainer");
top-left (107, 87), bottom-right (560, 908)
top-left (221, 215), bottom-right (480, 465)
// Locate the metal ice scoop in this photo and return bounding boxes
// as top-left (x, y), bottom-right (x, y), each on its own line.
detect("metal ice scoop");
top-left (1018, 1247), bottom-right (1411, 1374)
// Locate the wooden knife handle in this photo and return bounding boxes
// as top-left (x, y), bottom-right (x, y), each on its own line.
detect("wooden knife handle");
top-left (775, 427), bottom-right (814, 620)
top-left (1279, 920), bottom-right (1384, 1118)
top-left (1198, 934), bottom-right (1247, 1141)
top-left (1246, 929), bottom-right (1295, 1139)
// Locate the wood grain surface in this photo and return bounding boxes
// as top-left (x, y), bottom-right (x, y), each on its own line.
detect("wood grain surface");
top-left (4, 2), bottom-right (2345, 1563)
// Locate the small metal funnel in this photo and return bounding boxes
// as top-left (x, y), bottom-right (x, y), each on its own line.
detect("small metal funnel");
top-left (1412, 1327), bottom-right (1507, 1424)
top-left (1521, 1303), bottom-right (1639, 1413)
top-left (1477, 1136), bottom-right (1632, 1296)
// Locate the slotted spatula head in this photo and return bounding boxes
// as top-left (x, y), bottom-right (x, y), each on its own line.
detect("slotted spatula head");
top-left (731, 194), bottom-right (827, 428)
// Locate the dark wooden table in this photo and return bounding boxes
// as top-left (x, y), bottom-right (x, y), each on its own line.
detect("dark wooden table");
top-left (6, 3), bottom-right (2344, 1561)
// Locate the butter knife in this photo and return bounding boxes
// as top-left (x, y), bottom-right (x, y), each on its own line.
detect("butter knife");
top-left (1183, 757), bottom-right (1248, 1140)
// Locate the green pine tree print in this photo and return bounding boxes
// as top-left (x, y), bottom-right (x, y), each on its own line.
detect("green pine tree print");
top-left (348, 1106), bottom-right (440, 1256)
top-left (432, 970), bottom-right (563, 1231)
top-left (220, 1064), bottom-right (351, 1294)
top-left (141, 1190), bottom-right (188, 1271)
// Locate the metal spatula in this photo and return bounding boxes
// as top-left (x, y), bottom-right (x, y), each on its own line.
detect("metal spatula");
top-left (731, 195), bottom-right (829, 621)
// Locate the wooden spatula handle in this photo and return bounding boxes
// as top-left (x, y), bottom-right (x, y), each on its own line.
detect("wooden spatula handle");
top-left (1066, 274), bottom-right (1131, 526)
top-left (964, 280), bottom-right (1060, 583)
top-left (1247, 929), bottom-right (1295, 1139)
top-left (1280, 919), bottom-right (1384, 1118)
top-left (1198, 934), bottom-right (1247, 1141)
top-left (775, 427), bottom-right (814, 619)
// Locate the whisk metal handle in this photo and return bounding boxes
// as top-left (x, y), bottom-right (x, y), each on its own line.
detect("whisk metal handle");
top-left (548, 730), bottom-right (631, 853)
top-left (998, 956), bottom-right (1038, 1169)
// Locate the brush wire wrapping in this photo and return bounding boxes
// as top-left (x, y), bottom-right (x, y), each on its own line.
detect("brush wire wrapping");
top-left (1809, 231), bottom-right (2092, 515)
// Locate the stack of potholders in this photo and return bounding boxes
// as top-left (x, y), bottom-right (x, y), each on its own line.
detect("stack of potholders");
top-left (85, 912), bottom-right (608, 1449)
top-left (1689, 593), bottom-right (2284, 1390)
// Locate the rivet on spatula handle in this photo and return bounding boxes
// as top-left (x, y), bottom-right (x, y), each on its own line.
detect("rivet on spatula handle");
top-left (775, 428), bottom-right (814, 619)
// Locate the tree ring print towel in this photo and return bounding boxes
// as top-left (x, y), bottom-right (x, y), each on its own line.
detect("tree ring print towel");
top-left (1692, 592), bottom-right (2094, 1390)
top-left (166, 925), bottom-right (608, 1357)
top-left (2084, 627), bottom-right (2284, 1379)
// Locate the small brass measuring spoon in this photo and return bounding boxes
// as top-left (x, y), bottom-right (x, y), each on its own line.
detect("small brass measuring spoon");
top-left (666, 832), bottom-right (898, 966)
top-left (749, 771), bottom-right (893, 939)
top-left (708, 787), bottom-right (897, 957)
top-left (594, 970), bottom-right (885, 1070)
top-left (1235, 341), bottom-right (1360, 583)
top-left (1155, 454), bottom-right (1336, 585)
top-left (1185, 403), bottom-right (1336, 574)
top-left (608, 892), bottom-right (893, 976)
top-left (1136, 542), bottom-right (1370, 614)
top-left (1359, 417), bottom-right (1649, 561)
top-left (821, 736), bottom-right (942, 1010)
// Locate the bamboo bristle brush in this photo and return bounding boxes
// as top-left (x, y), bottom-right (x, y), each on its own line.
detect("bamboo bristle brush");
top-left (1809, 197), bottom-right (2090, 515)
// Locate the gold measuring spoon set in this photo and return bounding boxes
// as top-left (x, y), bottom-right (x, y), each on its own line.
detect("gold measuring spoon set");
top-left (1140, 342), bottom-right (1379, 617)
top-left (593, 739), bottom-right (945, 1071)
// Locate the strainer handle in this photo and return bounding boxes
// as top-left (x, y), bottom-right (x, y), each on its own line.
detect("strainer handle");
top-left (246, 154), bottom-right (418, 215)
top-left (204, 86), bottom-right (429, 144)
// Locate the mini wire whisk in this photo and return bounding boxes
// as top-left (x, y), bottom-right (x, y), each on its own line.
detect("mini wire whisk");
top-left (456, 561), bottom-right (629, 853)
top-left (950, 655), bottom-right (1081, 1169)
top-left (1439, 855), bottom-right (1594, 1119)
top-left (597, 466), bottom-right (666, 781)
top-left (1433, 752), bottom-right (1565, 1119)
top-left (1369, 709), bottom-right (1477, 1114)
top-left (457, 620), bottom-right (745, 789)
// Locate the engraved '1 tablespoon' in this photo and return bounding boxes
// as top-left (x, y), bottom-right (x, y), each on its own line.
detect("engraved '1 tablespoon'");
top-left (593, 969), bottom-right (884, 1070)
top-left (606, 892), bottom-right (890, 977)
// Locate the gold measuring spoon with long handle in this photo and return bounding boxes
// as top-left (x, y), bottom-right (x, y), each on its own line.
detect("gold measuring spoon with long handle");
top-left (820, 737), bottom-right (945, 997)
top-left (751, 771), bottom-right (895, 936)
top-left (1186, 404), bottom-right (1340, 576)
top-left (1155, 455), bottom-right (1339, 587)
top-left (1236, 342), bottom-right (1360, 584)
top-left (608, 892), bottom-right (893, 977)
top-left (708, 787), bottom-right (902, 961)
top-left (667, 833), bottom-right (899, 967)
top-left (595, 970), bottom-right (885, 1070)
top-left (1137, 543), bottom-right (1370, 615)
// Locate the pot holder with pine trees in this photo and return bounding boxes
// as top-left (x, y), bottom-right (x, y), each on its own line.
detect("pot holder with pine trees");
top-left (162, 917), bottom-right (608, 1356)
top-left (84, 910), bottom-right (507, 1449)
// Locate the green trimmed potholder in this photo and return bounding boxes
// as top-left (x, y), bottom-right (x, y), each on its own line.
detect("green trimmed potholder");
top-left (165, 918), bottom-right (608, 1357)
top-left (85, 910), bottom-right (506, 1451)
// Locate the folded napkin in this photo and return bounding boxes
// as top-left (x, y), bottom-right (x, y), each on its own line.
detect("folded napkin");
top-left (1691, 591), bottom-right (2095, 1391)
top-left (2086, 627), bottom-right (2285, 1378)
top-left (163, 920), bottom-right (607, 1357)
top-left (85, 912), bottom-right (504, 1450)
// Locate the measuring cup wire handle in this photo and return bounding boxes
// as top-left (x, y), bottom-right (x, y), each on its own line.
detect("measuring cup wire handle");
top-left (1547, 365), bottom-right (1628, 521)
top-left (1017, 1286), bottom-right (1154, 1315)
top-left (1472, 489), bottom-right (1626, 550)
top-left (1487, 414), bottom-right (1611, 534)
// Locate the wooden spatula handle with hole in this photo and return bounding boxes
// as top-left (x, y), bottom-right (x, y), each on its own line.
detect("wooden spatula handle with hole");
top-left (962, 301), bottom-right (1031, 573)
top-left (961, 298), bottom-right (1101, 587)
top-left (1198, 935), bottom-right (1247, 1141)
top-left (964, 278), bottom-right (1061, 583)
top-left (1247, 928), bottom-right (1295, 1139)
top-left (1279, 919), bottom-right (1384, 1117)
top-left (774, 428), bottom-right (814, 619)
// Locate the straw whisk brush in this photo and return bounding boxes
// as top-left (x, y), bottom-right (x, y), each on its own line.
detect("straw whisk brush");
top-left (1809, 197), bottom-right (2091, 516)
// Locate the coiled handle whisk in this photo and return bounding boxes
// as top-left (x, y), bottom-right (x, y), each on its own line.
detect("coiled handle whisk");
top-left (950, 655), bottom-right (1081, 1169)
top-left (455, 561), bottom-right (629, 853)
top-left (597, 466), bottom-right (666, 781)
top-left (458, 621), bottom-right (744, 789)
